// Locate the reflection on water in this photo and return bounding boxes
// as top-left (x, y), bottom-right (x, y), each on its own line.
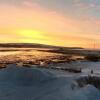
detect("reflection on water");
top-left (0, 48), bottom-right (23, 56)
top-left (0, 47), bottom-right (86, 69)
top-left (0, 51), bottom-right (22, 56)
top-left (0, 48), bottom-right (55, 56)
top-left (0, 48), bottom-right (84, 61)
top-left (0, 48), bottom-right (66, 66)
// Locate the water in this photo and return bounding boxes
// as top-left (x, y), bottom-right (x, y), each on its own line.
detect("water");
top-left (0, 48), bottom-right (63, 65)
top-left (0, 51), bottom-right (22, 56)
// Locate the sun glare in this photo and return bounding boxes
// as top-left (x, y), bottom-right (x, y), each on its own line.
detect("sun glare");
top-left (17, 29), bottom-right (45, 38)
top-left (16, 29), bottom-right (49, 43)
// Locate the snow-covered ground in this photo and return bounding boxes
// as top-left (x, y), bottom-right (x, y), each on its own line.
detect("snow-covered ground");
top-left (0, 63), bottom-right (100, 100)
top-left (49, 61), bottom-right (100, 75)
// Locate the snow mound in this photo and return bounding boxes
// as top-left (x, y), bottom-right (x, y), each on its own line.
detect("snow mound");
top-left (0, 64), bottom-right (100, 100)
top-left (0, 64), bottom-right (54, 86)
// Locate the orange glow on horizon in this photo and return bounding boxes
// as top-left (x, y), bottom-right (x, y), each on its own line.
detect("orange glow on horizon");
top-left (0, 1), bottom-right (99, 49)
top-left (0, 29), bottom-right (97, 49)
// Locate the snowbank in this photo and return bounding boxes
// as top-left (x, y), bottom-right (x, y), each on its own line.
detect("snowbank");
top-left (0, 64), bottom-right (54, 86)
top-left (0, 64), bottom-right (100, 100)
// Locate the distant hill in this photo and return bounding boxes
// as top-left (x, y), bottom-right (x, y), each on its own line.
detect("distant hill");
top-left (0, 43), bottom-right (84, 50)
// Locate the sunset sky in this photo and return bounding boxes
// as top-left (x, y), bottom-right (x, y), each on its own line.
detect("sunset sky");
top-left (0, 0), bottom-right (100, 49)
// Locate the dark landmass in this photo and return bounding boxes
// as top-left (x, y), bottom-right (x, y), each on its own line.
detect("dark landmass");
top-left (0, 43), bottom-right (100, 56)
top-left (0, 43), bottom-right (84, 49)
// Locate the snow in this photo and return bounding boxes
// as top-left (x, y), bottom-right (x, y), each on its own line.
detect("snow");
top-left (0, 64), bottom-right (100, 100)
top-left (51, 61), bottom-right (100, 75)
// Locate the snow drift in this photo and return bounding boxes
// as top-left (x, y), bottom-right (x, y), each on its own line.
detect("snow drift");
top-left (0, 64), bottom-right (54, 86)
top-left (0, 64), bottom-right (100, 100)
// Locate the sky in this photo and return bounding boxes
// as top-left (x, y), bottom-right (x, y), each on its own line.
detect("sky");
top-left (0, 0), bottom-right (100, 49)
